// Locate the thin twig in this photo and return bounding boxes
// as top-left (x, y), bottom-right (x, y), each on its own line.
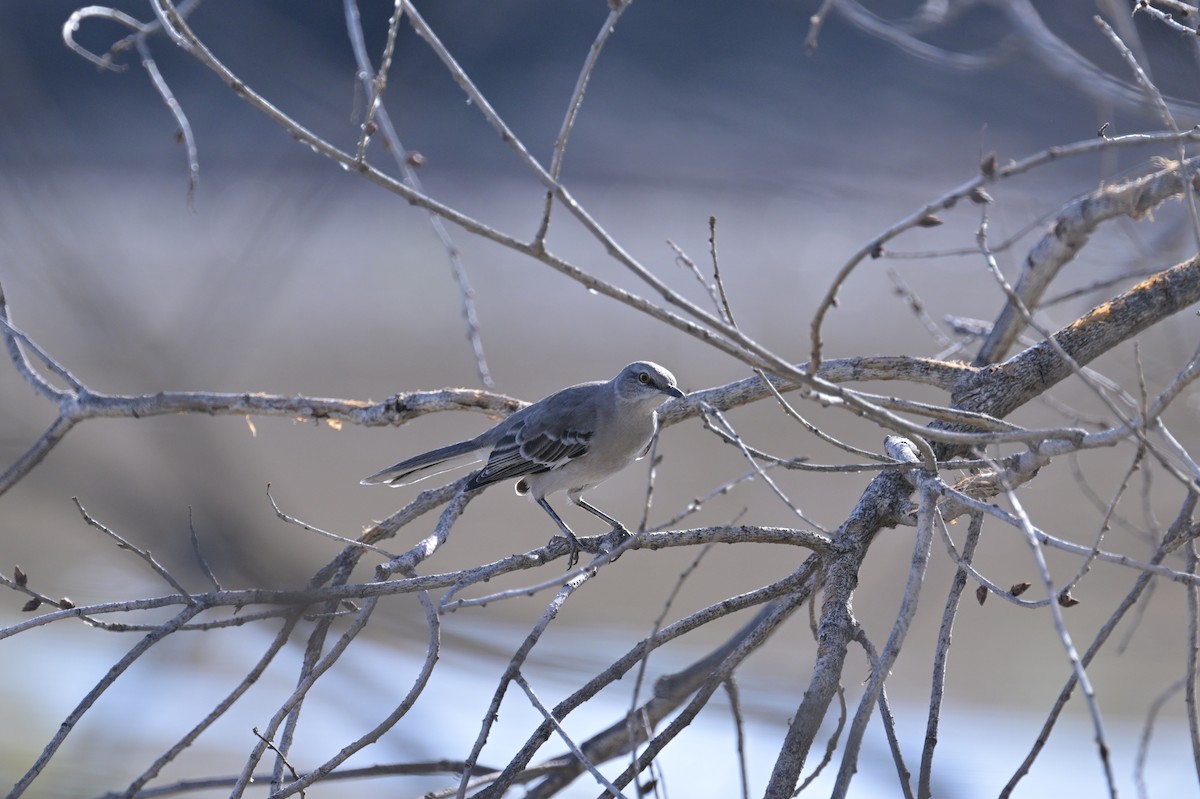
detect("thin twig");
top-left (668, 239), bottom-right (723, 317)
top-left (251, 727), bottom-right (302, 786)
top-left (187, 506), bottom-right (222, 591)
top-left (1095, 15), bottom-right (1200, 253)
top-left (0, 305), bottom-right (83, 395)
top-left (599, 591), bottom-right (810, 797)
top-left (804, 0), bottom-right (839, 52)
top-left (998, 483), bottom-right (1116, 798)
top-left (134, 35), bottom-right (199, 204)
top-left (1000, 491), bottom-right (1197, 797)
top-left (887, 267), bottom-right (953, 348)
top-left (514, 672), bottom-right (627, 798)
top-left (796, 687), bottom-right (847, 793)
top-left (919, 511), bottom-right (984, 798)
top-left (270, 579), bottom-right (441, 797)
top-left (627, 541), bottom-right (716, 790)
top-left (230, 596), bottom-right (384, 797)
top-left (807, 128), bottom-right (1200, 372)
top-left (437, 543), bottom-right (615, 611)
top-left (533, 1), bottom-right (629, 248)
top-left (1187, 538), bottom-right (1200, 785)
top-left (1058, 445), bottom-right (1145, 595)
top-left (654, 467), bottom-right (766, 529)
top-left (723, 677), bottom-right (751, 799)
top-left (709, 216), bottom-right (737, 326)
top-left (751, 368), bottom-right (895, 463)
top-left (699, 403), bottom-right (828, 532)
top-left (457, 571), bottom-right (595, 798)
top-left (342, 0), bottom-right (494, 387)
top-left (267, 483), bottom-right (397, 559)
top-left (637, 436), bottom-right (661, 534)
top-left (9, 604), bottom-right (205, 797)
top-left (851, 627), bottom-right (915, 799)
top-left (72, 497), bottom-right (195, 603)
top-left (353, 0), bottom-right (403, 163)
top-left (1134, 676), bottom-right (1188, 799)
top-left (473, 565), bottom-right (819, 797)
top-left (61, 5), bottom-right (140, 70)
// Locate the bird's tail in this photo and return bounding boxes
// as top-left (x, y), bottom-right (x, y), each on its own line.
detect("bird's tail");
top-left (360, 439), bottom-right (484, 487)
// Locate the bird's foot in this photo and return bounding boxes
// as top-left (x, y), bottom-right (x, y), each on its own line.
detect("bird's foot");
top-left (601, 523), bottom-right (633, 561)
top-left (549, 526), bottom-right (631, 569)
top-left (548, 533), bottom-right (586, 570)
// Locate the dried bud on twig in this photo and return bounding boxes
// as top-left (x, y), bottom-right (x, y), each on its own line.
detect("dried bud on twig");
top-left (968, 186), bottom-right (993, 204)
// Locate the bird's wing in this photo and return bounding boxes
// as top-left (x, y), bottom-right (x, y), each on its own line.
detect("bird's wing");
top-left (467, 387), bottom-right (597, 488)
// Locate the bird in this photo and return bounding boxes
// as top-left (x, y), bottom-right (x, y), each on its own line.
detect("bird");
top-left (361, 361), bottom-right (684, 567)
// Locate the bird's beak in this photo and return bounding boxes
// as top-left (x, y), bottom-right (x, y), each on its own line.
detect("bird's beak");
top-left (664, 386), bottom-right (685, 399)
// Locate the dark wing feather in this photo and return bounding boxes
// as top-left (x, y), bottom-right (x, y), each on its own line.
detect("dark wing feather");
top-left (522, 427), bottom-right (591, 466)
top-left (466, 416), bottom-right (593, 489)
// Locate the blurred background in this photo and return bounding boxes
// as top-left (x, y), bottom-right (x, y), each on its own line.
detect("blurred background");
top-left (3, 1), bottom-right (1200, 796)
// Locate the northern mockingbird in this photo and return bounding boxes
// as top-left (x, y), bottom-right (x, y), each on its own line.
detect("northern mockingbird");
top-left (362, 361), bottom-right (683, 567)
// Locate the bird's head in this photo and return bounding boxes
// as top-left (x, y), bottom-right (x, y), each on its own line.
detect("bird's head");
top-left (613, 361), bottom-right (684, 404)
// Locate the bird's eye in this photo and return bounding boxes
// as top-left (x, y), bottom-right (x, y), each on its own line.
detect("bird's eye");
top-left (638, 372), bottom-right (651, 384)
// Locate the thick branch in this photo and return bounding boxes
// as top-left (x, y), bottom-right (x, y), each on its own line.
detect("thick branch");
top-left (954, 254), bottom-right (1200, 422)
top-left (977, 159), bottom-right (1197, 364)
top-left (764, 470), bottom-right (914, 796)
top-left (766, 255), bottom-right (1200, 796)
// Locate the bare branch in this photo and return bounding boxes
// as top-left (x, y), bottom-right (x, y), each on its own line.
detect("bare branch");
top-left (10, 604), bottom-right (205, 797)
top-left (977, 157), bottom-right (1200, 364)
top-left (1000, 491), bottom-right (1199, 796)
top-left (22, 5), bottom-right (1200, 796)
top-left (919, 511), bottom-right (985, 799)
top-left (72, 497), bottom-right (194, 602)
top-left (533, 1), bottom-right (629, 248)
top-left (342, 0), bottom-right (494, 388)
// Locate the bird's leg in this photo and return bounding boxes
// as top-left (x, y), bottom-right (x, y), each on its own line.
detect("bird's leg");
top-left (573, 497), bottom-right (627, 534)
top-left (536, 497), bottom-right (584, 569)
top-left (573, 497), bottom-right (633, 561)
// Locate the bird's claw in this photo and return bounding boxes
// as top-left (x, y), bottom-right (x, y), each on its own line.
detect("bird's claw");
top-left (550, 525), bottom-right (631, 569)
top-left (602, 524), bottom-right (633, 561)
top-left (547, 533), bottom-right (586, 570)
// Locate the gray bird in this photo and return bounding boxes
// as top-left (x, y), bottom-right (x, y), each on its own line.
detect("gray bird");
top-left (362, 361), bottom-right (683, 567)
